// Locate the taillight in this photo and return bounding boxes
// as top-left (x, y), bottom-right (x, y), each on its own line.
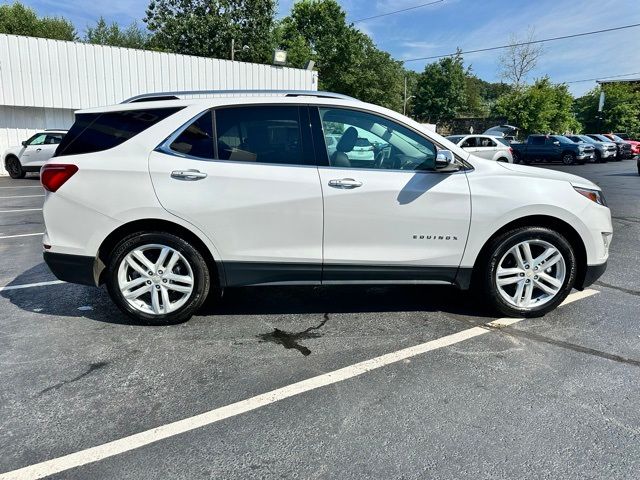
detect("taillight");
top-left (41, 164), bottom-right (78, 192)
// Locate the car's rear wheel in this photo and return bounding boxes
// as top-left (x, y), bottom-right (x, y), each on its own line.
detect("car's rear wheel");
top-left (481, 227), bottom-right (577, 317)
top-left (562, 153), bottom-right (576, 165)
top-left (106, 232), bottom-right (210, 325)
top-left (5, 156), bottom-right (25, 179)
top-left (496, 157), bottom-right (509, 163)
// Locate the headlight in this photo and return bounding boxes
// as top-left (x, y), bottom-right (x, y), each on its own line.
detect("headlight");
top-left (574, 186), bottom-right (606, 206)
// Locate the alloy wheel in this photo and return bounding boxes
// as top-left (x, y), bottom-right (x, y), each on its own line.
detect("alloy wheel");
top-left (495, 239), bottom-right (566, 309)
top-left (117, 244), bottom-right (194, 315)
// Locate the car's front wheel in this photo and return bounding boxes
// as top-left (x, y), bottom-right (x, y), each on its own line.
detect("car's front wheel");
top-left (562, 153), bottom-right (576, 165)
top-left (5, 156), bottom-right (25, 179)
top-left (481, 227), bottom-right (577, 317)
top-left (106, 232), bottom-right (210, 325)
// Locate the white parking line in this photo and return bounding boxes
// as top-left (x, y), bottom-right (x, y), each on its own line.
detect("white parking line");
top-left (0, 233), bottom-right (43, 240)
top-left (0, 208), bottom-right (42, 213)
top-left (0, 289), bottom-right (599, 480)
top-left (0, 186), bottom-right (42, 189)
top-left (0, 280), bottom-right (64, 292)
top-left (0, 195), bottom-right (44, 199)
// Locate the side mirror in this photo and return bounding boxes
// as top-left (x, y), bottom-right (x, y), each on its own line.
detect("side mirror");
top-left (435, 149), bottom-right (456, 170)
top-left (21, 140), bottom-right (27, 147)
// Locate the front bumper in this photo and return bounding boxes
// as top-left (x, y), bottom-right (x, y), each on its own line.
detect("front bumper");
top-left (577, 261), bottom-right (607, 290)
top-left (43, 251), bottom-right (98, 286)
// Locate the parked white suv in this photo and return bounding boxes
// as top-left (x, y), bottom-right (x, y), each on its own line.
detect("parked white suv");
top-left (446, 134), bottom-right (514, 163)
top-left (41, 91), bottom-right (611, 324)
top-left (3, 129), bottom-right (67, 178)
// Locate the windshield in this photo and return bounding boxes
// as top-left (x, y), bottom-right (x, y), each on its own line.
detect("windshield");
top-left (594, 134), bottom-right (614, 143)
top-left (552, 135), bottom-right (574, 144)
top-left (495, 137), bottom-right (511, 146)
top-left (577, 135), bottom-right (595, 144)
top-left (609, 134), bottom-right (624, 142)
top-left (446, 135), bottom-right (464, 144)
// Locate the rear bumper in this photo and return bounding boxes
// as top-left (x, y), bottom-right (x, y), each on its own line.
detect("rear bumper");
top-left (43, 251), bottom-right (98, 286)
top-left (578, 261), bottom-right (607, 290)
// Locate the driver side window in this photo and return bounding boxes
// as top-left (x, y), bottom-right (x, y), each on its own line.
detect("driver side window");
top-left (319, 108), bottom-right (436, 171)
top-left (27, 133), bottom-right (47, 146)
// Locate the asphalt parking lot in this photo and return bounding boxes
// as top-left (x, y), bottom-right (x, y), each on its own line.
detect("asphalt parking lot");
top-left (1, 160), bottom-right (639, 480)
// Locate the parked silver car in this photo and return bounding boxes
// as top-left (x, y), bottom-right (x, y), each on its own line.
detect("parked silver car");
top-left (565, 134), bottom-right (616, 163)
top-left (446, 134), bottom-right (514, 163)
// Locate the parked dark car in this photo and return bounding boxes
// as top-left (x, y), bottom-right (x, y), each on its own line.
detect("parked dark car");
top-left (586, 134), bottom-right (632, 160)
top-left (565, 134), bottom-right (616, 163)
top-left (511, 135), bottom-right (595, 165)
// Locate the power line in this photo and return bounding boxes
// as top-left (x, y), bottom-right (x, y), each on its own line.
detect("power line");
top-left (560, 71), bottom-right (640, 84)
top-left (402, 23), bottom-right (640, 62)
top-left (353, 0), bottom-right (444, 24)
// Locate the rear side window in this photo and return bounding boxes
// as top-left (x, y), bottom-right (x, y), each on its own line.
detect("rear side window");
top-left (530, 136), bottom-right (544, 145)
top-left (169, 111), bottom-right (214, 159)
top-left (215, 106), bottom-right (311, 165)
top-left (55, 107), bottom-right (184, 157)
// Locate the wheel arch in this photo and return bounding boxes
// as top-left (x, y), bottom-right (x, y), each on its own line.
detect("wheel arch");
top-left (467, 214), bottom-right (588, 290)
top-left (96, 219), bottom-right (225, 287)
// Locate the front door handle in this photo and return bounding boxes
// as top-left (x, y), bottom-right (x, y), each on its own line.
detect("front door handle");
top-left (36, 148), bottom-right (42, 152)
top-left (328, 178), bottom-right (362, 189)
top-left (171, 169), bottom-right (208, 181)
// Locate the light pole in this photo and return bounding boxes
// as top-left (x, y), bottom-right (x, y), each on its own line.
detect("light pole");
top-left (230, 39), bottom-right (249, 61)
top-left (403, 76), bottom-right (415, 116)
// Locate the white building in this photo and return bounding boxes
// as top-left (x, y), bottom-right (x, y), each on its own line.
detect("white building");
top-left (0, 34), bottom-right (317, 173)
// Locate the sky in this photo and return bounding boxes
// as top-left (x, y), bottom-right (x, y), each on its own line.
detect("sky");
top-left (19, 0), bottom-right (640, 96)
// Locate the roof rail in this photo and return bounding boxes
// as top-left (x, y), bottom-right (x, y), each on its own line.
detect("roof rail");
top-left (121, 90), bottom-right (357, 104)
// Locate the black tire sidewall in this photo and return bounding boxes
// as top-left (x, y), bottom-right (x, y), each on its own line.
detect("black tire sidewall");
top-left (483, 227), bottom-right (577, 318)
top-left (106, 232), bottom-right (210, 325)
top-left (6, 157), bottom-right (25, 179)
top-left (562, 153), bottom-right (575, 165)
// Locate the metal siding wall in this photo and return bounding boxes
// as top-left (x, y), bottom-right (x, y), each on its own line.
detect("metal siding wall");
top-left (0, 34), bottom-right (316, 110)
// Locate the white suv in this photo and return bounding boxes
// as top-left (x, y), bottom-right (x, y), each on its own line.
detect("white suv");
top-left (3, 129), bottom-right (67, 178)
top-left (41, 90), bottom-right (612, 324)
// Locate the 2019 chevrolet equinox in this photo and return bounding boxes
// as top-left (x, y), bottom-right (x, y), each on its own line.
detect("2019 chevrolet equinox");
top-left (41, 90), bottom-right (612, 324)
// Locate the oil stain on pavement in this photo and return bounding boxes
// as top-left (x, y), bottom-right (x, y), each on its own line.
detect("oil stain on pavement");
top-left (258, 313), bottom-right (330, 356)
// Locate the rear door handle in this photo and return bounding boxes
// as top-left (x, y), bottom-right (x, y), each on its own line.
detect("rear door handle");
top-left (171, 169), bottom-right (207, 181)
top-left (36, 148), bottom-right (42, 152)
top-left (328, 178), bottom-right (362, 189)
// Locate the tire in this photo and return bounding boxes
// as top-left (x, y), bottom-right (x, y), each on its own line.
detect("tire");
top-left (561, 153), bottom-right (576, 165)
top-left (594, 151), bottom-right (602, 163)
top-left (496, 157), bottom-right (509, 163)
top-left (480, 227), bottom-right (577, 318)
top-left (105, 232), bottom-right (211, 325)
top-left (5, 156), bottom-right (25, 179)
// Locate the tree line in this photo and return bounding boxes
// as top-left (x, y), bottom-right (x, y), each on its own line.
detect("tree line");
top-left (1, 0), bottom-right (638, 136)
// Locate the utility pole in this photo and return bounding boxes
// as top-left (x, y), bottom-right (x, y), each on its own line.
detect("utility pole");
top-left (231, 38), bottom-right (235, 61)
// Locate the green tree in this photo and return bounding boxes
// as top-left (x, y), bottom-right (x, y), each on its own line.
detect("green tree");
top-left (0, 2), bottom-right (76, 41)
top-left (144, 0), bottom-right (276, 63)
top-left (575, 84), bottom-right (640, 136)
top-left (462, 73), bottom-right (512, 117)
top-left (413, 53), bottom-right (467, 123)
top-left (277, 0), bottom-right (405, 111)
top-left (85, 17), bottom-right (150, 49)
top-left (492, 77), bottom-right (580, 136)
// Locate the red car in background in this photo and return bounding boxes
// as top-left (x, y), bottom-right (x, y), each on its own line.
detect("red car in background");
top-left (605, 133), bottom-right (640, 156)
